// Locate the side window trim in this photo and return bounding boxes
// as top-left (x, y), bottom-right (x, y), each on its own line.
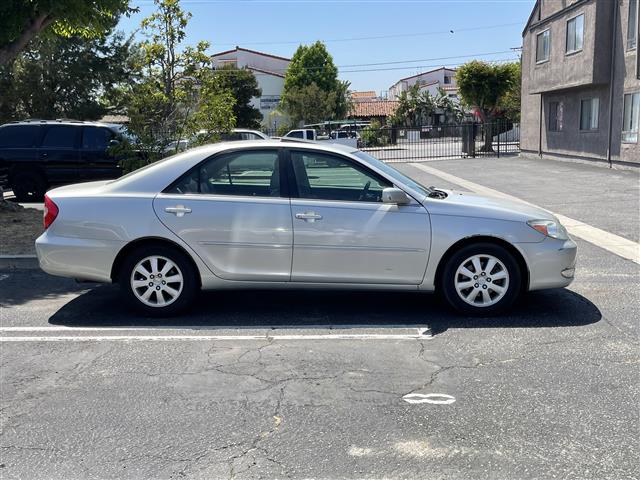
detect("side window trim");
top-left (286, 148), bottom-right (392, 203)
top-left (163, 147), bottom-right (286, 198)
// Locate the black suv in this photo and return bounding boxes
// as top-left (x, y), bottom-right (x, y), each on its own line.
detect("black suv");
top-left (0, 120), bottom-right (123, 201)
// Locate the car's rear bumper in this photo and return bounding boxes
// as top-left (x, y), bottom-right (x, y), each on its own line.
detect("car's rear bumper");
top-left (518, 237), bottom-right (578, 291)
top-left (35, 231), bottom-right (124, 283)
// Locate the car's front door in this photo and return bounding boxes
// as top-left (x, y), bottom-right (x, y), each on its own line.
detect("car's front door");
top-left (287, 149), bottom-right (430, 284)
top-left (154, 149), bottom-right (293, 281)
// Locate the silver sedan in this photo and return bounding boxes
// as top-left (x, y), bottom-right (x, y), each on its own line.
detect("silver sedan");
top-left (36, 140), bottom-right (577, 316)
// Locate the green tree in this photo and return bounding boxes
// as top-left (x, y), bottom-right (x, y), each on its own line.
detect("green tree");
top-left (125, 0), bottom-right (234, 159)
top-left (281, 41), bottom-right (350, 124)
top-left (455, 60), bottom-right (519, 151)
top-left (0, 32), bottom-right (135, 123)
top-left (280, 83), bottom-right (337, 125)
top-left (213, 64), bottom-right (262, 128)
top-left (391, 85), bottom-right (464, 127)
top-left (497, 62), bottom-right (521, 123)
top-left (0, 0), bottom-right (134, 65)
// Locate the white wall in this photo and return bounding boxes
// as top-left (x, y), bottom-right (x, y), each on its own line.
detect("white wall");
top-left (211, 48), bottom-right (291, 127)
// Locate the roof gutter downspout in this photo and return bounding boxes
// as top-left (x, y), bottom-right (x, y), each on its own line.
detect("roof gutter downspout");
top-left (606, 0), bottom-right (619, 168)
top-left (538, 95), bottom-right (543, 157)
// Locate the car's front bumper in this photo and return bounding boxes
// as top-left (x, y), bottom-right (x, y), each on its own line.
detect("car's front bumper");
top-left (36, 231), bottom-right (124, 283)
top-left (518, 237), bottom-right (578, 291)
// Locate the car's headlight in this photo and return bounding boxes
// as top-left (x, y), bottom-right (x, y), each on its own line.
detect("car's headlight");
top-left (527, 219), bottom-right (568, 240)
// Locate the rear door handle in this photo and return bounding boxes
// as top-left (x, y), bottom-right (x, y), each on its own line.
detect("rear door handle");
top-left (295, 211), bottom-right (323, 222)
top-left (165, 205), bottom-right (192, 217)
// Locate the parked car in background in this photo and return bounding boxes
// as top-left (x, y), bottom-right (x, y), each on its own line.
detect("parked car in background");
top-left (163, 129), bottom-right (270, 155)
top-left (284, 128), bottom-right (358, 148)
top-left (283, 129), bottom-right (318, 141)
top-left (0, 120), bottom-right (123, 201)
top-left (36, 140), bottom-right (576, 316)
top-left (220, 129), bottom-right (269, 141)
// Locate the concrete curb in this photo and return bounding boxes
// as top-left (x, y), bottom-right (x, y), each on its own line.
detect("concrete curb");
top-left (0, 255), bottom-right (39, 270)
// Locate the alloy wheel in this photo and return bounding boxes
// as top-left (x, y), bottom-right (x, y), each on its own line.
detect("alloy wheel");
top-left (130, 255), bottom-right (184, 308)
top-left (454, 254), bottom-right (510, 307)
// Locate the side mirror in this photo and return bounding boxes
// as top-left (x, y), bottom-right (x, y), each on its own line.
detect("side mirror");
top-left (382, 187), bottom-right (410, 205)
top-left (109, 139), bottom-right (121, 147)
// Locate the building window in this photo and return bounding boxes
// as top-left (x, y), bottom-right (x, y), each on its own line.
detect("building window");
top-left (629, 0), bottom-right (638, 50)
top-left (622, 92), bottom-right (640, 142)
top-left (549, 101), bottom-right (564, 131)
top-left (580, 98), bottom-right (599, 130)
top-left (566, 14), bottom-right (584, 53)
top-left (444, 76), bottom-right (452, 84)
top-left (536, 30), bottom-right (550, 63)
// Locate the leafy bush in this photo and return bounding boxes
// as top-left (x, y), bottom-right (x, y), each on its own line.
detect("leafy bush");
top-left (360, 120), bottom-right (389, 147)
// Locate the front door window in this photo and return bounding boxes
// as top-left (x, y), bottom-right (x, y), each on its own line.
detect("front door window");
top-left (290, 150), bottom-right (390, 202)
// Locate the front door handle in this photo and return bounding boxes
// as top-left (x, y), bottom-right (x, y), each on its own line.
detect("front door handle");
top-left (165, 205), bottom-right (192, 217)
top-left (295, 211), bottom-right (323, 222)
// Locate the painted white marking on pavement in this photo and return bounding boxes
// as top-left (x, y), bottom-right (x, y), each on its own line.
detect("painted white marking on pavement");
top-left (0, 333), bottom-right (434, 342)
top-left (410, 163), bottom-right (640, 264)
top-left (0, 274), bottom-right (9, 282)
top-left (0, 325), bottom-right (429, 332)
top-left (402, 393), bottom-right (456, 405)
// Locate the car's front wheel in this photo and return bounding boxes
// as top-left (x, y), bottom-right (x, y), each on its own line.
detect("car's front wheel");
top-left (441, 243), bottom-right (522, 316)
top-left (119, 245), bottom-right (198, 316)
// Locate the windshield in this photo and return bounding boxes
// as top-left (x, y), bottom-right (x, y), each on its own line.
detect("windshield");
top-left (353, 151), bottom-right (432, 196)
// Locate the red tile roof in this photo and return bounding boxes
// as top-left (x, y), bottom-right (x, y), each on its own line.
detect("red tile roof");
top-left (348, 101), bottom-right (399, 118)
top-left (351, 90), bottom-right (377, 99)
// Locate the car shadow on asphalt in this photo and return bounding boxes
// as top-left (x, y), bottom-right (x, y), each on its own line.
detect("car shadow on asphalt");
top-left (46, 285), bottom-right (602, 335)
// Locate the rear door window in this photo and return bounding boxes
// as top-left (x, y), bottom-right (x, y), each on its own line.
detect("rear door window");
top-left (41, 126), bottom-right (78, 149)
top-left (0, 125), bottom-right (39, 148)
top-left (166, 150), bottom-right (281, 197)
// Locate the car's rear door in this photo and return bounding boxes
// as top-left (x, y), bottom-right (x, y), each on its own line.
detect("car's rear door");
top-left (38, 125), bottom-right (81, 185)
top-left (287, 149), bottom-right (430, 284)
top-left (79, 126), bottom-right (121, 181)
top-left (153, 148), bottom-right (293, 281)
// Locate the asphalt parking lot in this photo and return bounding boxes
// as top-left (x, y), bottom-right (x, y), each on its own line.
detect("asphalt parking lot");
top-left (1, 156), bottom-right (639, 479)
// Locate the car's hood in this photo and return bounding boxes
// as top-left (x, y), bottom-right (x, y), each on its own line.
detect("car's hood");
top-left (424, 189), bottom-right (556, 222)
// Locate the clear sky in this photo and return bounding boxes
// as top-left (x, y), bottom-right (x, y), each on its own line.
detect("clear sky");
top-left (118, 0), bottom-right (536, 94)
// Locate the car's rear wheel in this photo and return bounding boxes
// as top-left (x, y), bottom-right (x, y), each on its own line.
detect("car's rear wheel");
top-left (11, 170), bottom-right (47, 202)
top-left (441, 243), bottom-right (521, 316)
top-left (119, 245), bottom-right (198, 316)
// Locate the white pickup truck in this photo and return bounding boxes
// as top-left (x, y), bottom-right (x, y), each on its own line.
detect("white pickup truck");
top-left (284, 129), bottom-right (358, 148)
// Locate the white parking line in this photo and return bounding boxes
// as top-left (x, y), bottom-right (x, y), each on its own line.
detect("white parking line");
top-left (0, 333), bottom-right (431, 342)
top-left (410, 163), bottom-right (640, 264)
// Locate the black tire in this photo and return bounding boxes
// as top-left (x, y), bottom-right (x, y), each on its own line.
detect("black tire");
top-left (118, 244), bottom-right (199, 317)
top-left (11, 170), bottom-right (47, 202)
top-left (440, 242), bottom-right (522, 316)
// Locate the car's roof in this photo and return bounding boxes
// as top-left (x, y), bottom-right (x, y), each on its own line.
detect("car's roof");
top-left (1, 119), bottom-right (118, 129)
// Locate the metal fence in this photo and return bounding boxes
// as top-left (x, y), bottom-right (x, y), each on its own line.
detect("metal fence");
top-left (357, 121), bottom-right (520, 162)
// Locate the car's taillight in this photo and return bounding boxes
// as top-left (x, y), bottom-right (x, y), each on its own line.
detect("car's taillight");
top-left (43, 195), bottom-right (59, 230)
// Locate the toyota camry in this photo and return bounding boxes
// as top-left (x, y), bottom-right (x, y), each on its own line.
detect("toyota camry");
top-left (36, 140), bottom-right (577, 316)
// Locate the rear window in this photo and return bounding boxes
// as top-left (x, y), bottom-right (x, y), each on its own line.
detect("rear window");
top-left (0, 125), bottom-right (39, 148)
top-left (42, 126), bottom-right (77, 148)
